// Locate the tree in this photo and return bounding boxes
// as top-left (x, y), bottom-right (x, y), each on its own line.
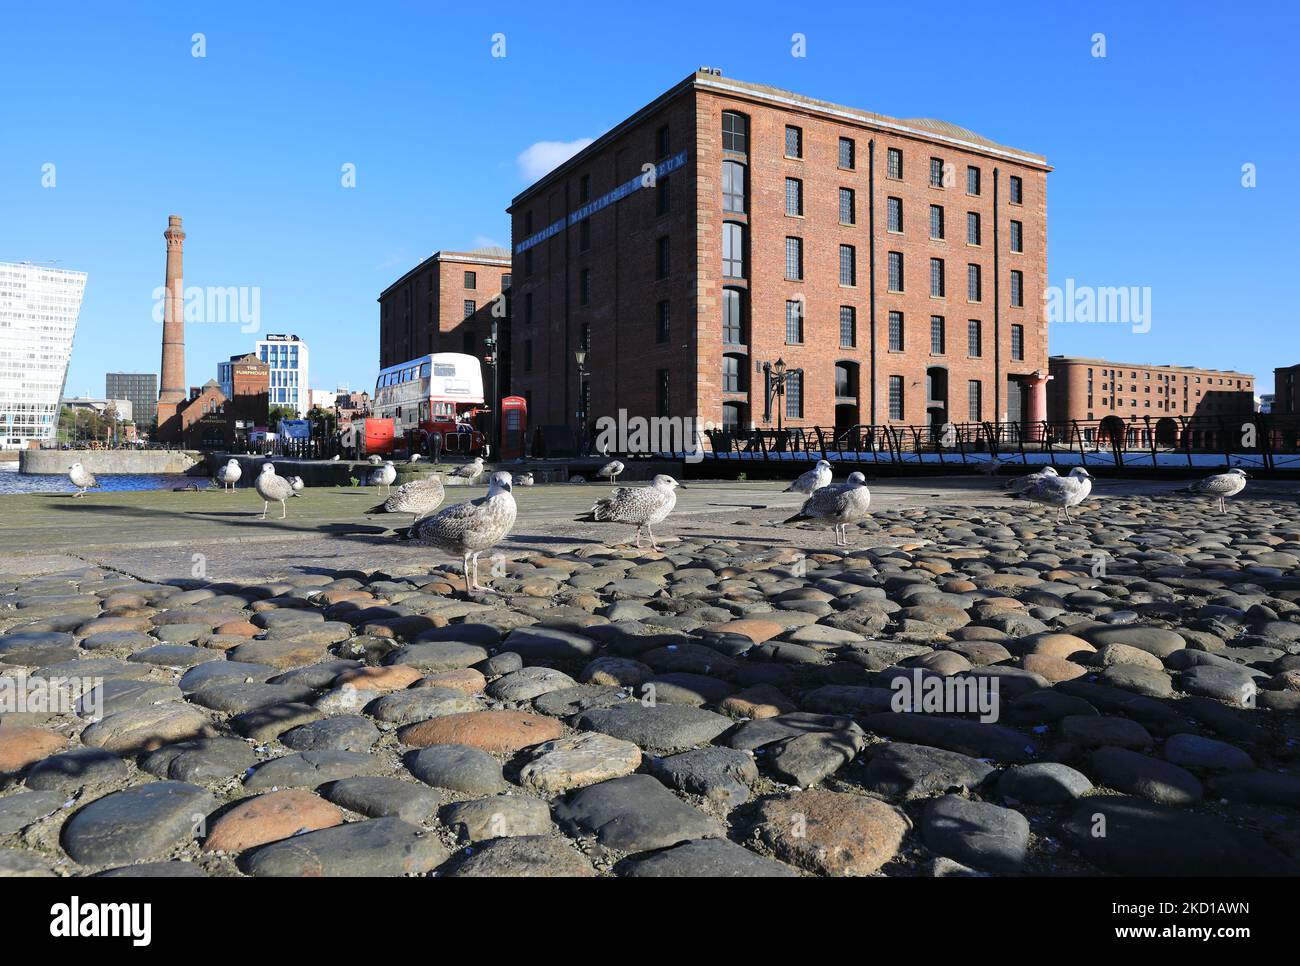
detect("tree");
top-left (267, 405), bottom-right (297, 425)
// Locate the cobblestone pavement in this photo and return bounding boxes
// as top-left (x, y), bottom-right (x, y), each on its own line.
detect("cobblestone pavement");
top-left (1, 477), bottom-right (1299, 876)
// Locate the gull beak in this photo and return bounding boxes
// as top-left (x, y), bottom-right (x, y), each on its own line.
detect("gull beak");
top-left (677, 482), bottom-right (688, 489)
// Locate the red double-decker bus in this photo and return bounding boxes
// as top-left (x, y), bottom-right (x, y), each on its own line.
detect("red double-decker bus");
top-left (372, 353), bottom-right (488, 456)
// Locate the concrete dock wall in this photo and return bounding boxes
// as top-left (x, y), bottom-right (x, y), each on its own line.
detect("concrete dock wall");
top-left (20, 449), bottom-right (205, 475)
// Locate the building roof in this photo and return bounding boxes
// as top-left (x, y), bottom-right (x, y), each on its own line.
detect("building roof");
top-left (378, 248), bottom-right (512, 300)
top-left (1049, 355), bottom-right (1253, 377)
top-left (511, 69), bottom-right (1050, 208)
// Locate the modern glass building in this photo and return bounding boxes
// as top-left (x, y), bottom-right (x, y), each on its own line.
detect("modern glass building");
top-left (105, 372), bottom-right (158, 431)
top-left (0, 262), bottom-right (88, 449)
top-left (255, 333), bottom-right (309, 415)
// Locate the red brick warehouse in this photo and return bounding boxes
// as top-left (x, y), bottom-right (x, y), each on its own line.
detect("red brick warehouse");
top-left (507, 69), bottom-right (1051, 446)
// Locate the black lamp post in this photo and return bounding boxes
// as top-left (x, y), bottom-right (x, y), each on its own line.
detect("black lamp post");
top-left (764, 357), bottom-right (796, 432)
top-left (575, 349), bottom-right (588, 455)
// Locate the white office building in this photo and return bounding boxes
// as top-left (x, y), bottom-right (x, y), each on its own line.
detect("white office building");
top-left (0, 262), bottom-right (88, 449)
top-left (255, 333), bottom-right (309, 416)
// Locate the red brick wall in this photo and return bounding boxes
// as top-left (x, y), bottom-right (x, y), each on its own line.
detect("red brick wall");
top-left (1048, 358), bottom-right (1255, 424)
top-left (378, 255), bottom-right (510, 370)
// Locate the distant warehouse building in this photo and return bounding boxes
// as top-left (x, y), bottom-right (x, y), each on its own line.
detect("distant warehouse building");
top-left (1047, 355), bottom-right (1254, 447)
top-left (1272, 364), bottom-right (1300, 416)
top-left (106, 372), bottom-right (157, 432)
top-left (507, 68), bottom-right (1051, 444)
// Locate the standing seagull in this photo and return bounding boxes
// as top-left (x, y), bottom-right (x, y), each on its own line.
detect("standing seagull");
top-left (784, 459), bottom-right (833, 495)
top-left (597, 458), bottom-right (625, 485)
top-left (1016, 466), bottom-right (1092, 523)
top-left (1005, 465), bottom-right (1059, 493)
top-left (369, 460), bottom-right (397, 494)
top-left (288, 475), bottom-right (306, 494)
top-left (783, 472), bottom-right (871, 546)
top-left (215, 459), bottom-right (242, 493)
top-left (368, 473), bottom-right (444, 527)
top-left (580, 474), bottom-right (684, 551)
top-left (450, 456), bottom-right (485, 484)
top-left (1183, 468), bottom-right (1248, 514)
top-left (255, 462), bottom-right (297, 520)
top-left (402, 471), bottom-right (517, 595)
top-left (68, 461), bottom-right (99, 498)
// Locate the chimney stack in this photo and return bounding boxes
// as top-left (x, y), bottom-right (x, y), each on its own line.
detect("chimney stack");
top-left (155, 214), bottom-right (186, 440)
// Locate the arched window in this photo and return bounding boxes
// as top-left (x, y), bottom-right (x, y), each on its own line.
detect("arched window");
top-left (722, 111), bottom-right (749, 153)
top-left (835, 362), bottom-right (859, 398)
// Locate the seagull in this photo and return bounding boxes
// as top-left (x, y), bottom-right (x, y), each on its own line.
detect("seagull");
top-left (369, 460), bottom-right (397, 494)
top-left (783, 472), bottom-right (870, 546)
top-left (784, 459), bottom-right (833, 495)
top-left (1005, 465), bottom-right (1059, 493)
top-left (1016, 466), bottom-right (1092, 523)
top-left (215, 458), bottom-right (242, 493)
top-left (255, 463), bottom-right (297, 520)
top-left (597, 459), bottom-right (625, 485)
top-left (570, 475), bottom-right (587, 484)
top-left (410, 453), bottom-right (422, 463)
top-left (513, 472), bottom-right (534, 487)
top-left (402, 471), bottom-right (517, 595)
top-left (288, 475), bottom-right (306, 494)
top-left (368, 473), bottom-right (444, 526)
top-left (68, 461), bottom-right (99, 498)
top-left (368, 455), bottom-right (383, 465)
top-left (450, 456), bottom-right (485, 484)
top-left (978, 458), bottom-right (1008, 478)
top-left (1183, 468), bottom-right (1248, 514)
top-left (330, 454), bottom-right (341, 461)
top-left (580, 474), bottom-right (684, 551)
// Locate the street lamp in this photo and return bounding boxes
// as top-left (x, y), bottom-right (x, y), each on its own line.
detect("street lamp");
top-left (764, 357), bottom-right (795, 432)
top-left (575, 349), bottom-right (589, 455)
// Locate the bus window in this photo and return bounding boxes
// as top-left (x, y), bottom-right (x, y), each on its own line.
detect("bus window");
top-left (420, 363), bottom-right (431, 378)
top-left (434, 363), bottom-right (456, 378)
top-left (419, 401), bottom-right (429, 422)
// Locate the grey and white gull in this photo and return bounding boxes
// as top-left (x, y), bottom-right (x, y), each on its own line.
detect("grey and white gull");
top-left (402, 470), bottom-right (517, 595)
top-left (68, 461), bottom-right (99, 498)
top-left (1005, 465), bottom-right (1059, 493)
top-left (255, 462), bottom-right (298, 519)
top-left (368, 460), bottom-right (397, 494)
top-left (783, 471), bottom-right (870, 546)
top-left (1016, 466), bottom-right (1092, 522)
top-left (288, 475), bottom-right (306, 494)
top-left (580, 474), bottom-right (684, 550)
top-left (368, 473), bottom-right (445, 526)
top-left (597, 459), bottom-right (626, 485)
top-left (1183, 468), bottom-right (1248, 513)
top-left (513, 472), bottom-right (534, 487)
top-left (215, 458), bottom-right (242, 493)
top-left (784, 459), bottom-right (833, 495)
top-left (449, 456), bottom-right (485, 484)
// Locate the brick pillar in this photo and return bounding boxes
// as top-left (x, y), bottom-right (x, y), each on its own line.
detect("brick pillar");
top-left (1026, 369), bottom-right (1052, 441)
top-left (155, 215), bottom-right (187, 440)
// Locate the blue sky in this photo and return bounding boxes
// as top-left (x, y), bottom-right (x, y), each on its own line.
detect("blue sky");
top-left (2, 0), bottom-right (1296, 397)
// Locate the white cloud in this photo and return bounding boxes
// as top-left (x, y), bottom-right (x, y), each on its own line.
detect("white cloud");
top-left (472, 235), bottom-right (505, 250)
top-left (516, 138), bottom-right (594, 182)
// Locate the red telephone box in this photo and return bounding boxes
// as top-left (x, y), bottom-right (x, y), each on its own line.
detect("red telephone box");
top-left (500, 396), bottom-right (528, 459)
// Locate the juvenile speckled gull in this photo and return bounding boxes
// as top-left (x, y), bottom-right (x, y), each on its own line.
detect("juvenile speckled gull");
top-left (255, 463), bottom-right (297, 519)
top-left (1005, 465), bottom-right (1058, 493)
top-left (597, 459), bottom-right (625, 485)
top-left (1184, 468), bottom-right (1248, 513)
top-left (403, 470), bottom-right (517, 594)
top-left (368, 460), bottom-right (397, 494)
top-left (581, 474), bottom-right (684, 550)
top-left (68, 461), bottom-right (99, 498)
top-left (784, 459), bottom-right (832, 495)
top-left (450, 457), bottom-right (485, 483)
top-left (1016, 466), bottom-right (1092, 523)
top-left (783, 472), bottom-right (870, 546)
top-left (216, 458), bottom-right (241, 493)
top-left (368, 473), bottom-right (445, 526)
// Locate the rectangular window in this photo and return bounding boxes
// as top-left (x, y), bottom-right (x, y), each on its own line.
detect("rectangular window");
top-left (888, 251), bottom-right (904, 292)
top-left (887, 147), bottom-right (903, 179)
top-left (888, 310), bottom-right (904, 351)
top-left (463, 299), bottom-right (476, 318)
top-left (968, 380), bottom-right (982, 421)
top-left (785, 299), bottom-right (804, 344)
top-left (930, 257), bottom-right (945, 297)
top-left (656, 236), bottom-right (670, 279)
top-left (524, 249), bottom-right (533, 276)
top-left (1011, 323), bottom-right (1024, 361)
top-left (723, 161), bottom-right (746, 213)
top-left (889, 375), bottom-right (904, 420)
top-left (967, 318), bottom-right (982, 357)
top-left (967, 166), bottom-right (981, 196)
top-left (785, 237), bottom-right (803, 281)
top-left (1010, 269), bottom-right (1024, 307)
top-left (579, 174), bottom-right (590, 203)
top-left (785, 370), bottom-right (803, 419)
top-left (464, 271), bottom-right (477, 289)
top-left (656, 124), bottom-right (670, 158)
top-left (967, 211), bottom-right (981, 245)
top-left (579, 218), bottom-right (591, 251)
top-left (887, 196), bottom-right (903, 232)
top-left (723, 222), bottom-right (745, 278)
top-left (838, 137), bottom-right (855, 170)
top-left (785, 177), bottom-right (803, 216)
top-left (524, 339), bottom-right (533, 371)
top-left (930, 315), bottom-right (945, 354)
top-left (722, 355), bottom-right (741, 393)
top-left (1010, 220), bottom-right (1023, 253)
top-left (839, 187), bottom-right (855, 225)
top-left (967, 263), bottom-right (982, 302)
top-left (524, 292), bottom-right (533, 324)
top-left (839, 305), bottom-right (856, 348)
top-left (839, 245), bottom-right (856, 286)
top-left (657, 369), bottom-right (670, 417)
top-left (656, 175), bottom-right (671, 215)
top-left (785, 125), bottom-right (803, 158)
top-left (1009, 175), bottom-right (1023, 204)
top-left (656, 300), bottom-right (670, 343)
top-left (723, 288), bottom-right (744, 344)
top-left (930, 157), bottom-right (945, 188)
top-left (501, 273), bottom-right (512, 290)
top-left (722, 111), bottom-right (748, 153)
top-left (930, 204), bottom-right (944, 240)
top-left (578, 270), bottom-right (590, 306)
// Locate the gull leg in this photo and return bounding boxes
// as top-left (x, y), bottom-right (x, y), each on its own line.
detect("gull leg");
top-left (471, 552), bottom-right (499, 594)
top-left (261, 500), bottom-right (269, 520)
top-left (648, 524), bottom-right (661, 552)
top-left (460, 551), bottom-right (473, 596)
top-left (634, 527), bottom-right (643, 549)
top-left (280, 499), bottom-right (287, 519)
